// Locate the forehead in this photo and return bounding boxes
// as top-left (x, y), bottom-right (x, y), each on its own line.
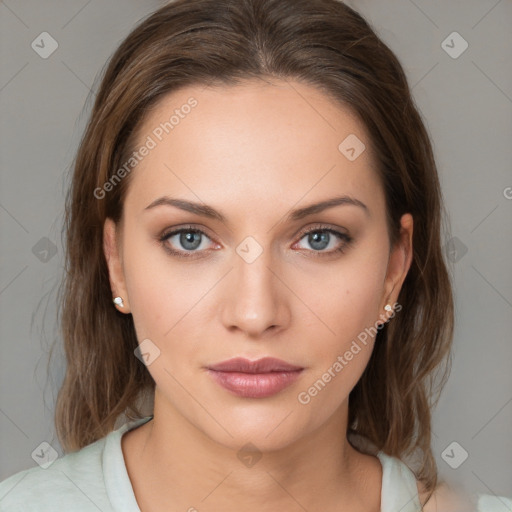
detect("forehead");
top-left (124, 79), bottom-right (384, 218)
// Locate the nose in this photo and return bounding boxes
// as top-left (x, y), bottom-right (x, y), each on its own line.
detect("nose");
top-left (219, 245), bottom-right (291, 338)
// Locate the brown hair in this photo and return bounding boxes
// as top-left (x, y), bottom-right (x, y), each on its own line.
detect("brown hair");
top-left (55, 0), bottom-right (454, 503)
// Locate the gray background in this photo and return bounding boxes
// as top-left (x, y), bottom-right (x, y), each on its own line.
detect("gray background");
top-left (1, 0), bottom-right (511, 501)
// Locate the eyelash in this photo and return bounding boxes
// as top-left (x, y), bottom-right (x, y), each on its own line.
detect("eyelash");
top-left (158, 224), bottom-right (353, 259)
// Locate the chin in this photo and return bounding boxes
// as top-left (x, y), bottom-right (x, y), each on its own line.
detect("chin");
top-left (197, 407), bottom-right (309, 453)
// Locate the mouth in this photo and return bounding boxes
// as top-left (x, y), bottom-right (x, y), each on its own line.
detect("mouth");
top-left (207, 356), bottom-right (304, 373)
top-left (206, 357), bottom-right (304, 398)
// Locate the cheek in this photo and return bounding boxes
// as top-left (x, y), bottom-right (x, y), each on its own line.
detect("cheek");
top-left (121, 229), bottom-right (186, 338)
top-left (295, 260), bottom-right (388, 412)
top-left (121, 237), bottom-right (208, 391)
top-left (302, 247), bottom-right (388, 347)
top-left (121, 228), bottom-right (219, 376)
top-left (297, 241), bottom-right (389, 394)
top-left (344, 233), bottom-right (390, 322)
top-left (340, 263), bottom-right (386, 333)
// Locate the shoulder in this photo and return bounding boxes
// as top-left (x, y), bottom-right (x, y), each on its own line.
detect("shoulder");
top-left (417, 480), bottom-right (512, 512)
top-left (476, 494), bottom-right (512, 512)
top-left (0, 436), bottom-right (112, 512)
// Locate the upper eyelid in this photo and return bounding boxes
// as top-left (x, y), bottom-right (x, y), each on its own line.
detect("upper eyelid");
top-left (160, 223), bottom-right (350, 247)
top-left (161, 223), bottom-right (348, 236)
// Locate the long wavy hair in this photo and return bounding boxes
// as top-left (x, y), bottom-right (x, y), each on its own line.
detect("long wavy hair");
top-left (55, 0), bottom-right (454, 503)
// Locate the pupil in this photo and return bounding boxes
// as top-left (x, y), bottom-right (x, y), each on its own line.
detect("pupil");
top-left (181, 231), bottom-right (201, 250)
top-left (310, 231), bottom-right (329, 250)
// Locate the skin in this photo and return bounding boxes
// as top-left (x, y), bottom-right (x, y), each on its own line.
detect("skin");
top-left (103, 78), bottom-right (416, 511)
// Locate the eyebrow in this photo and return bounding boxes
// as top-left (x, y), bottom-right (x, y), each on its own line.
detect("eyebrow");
top-left (144, 195), bottom-right (369, 223)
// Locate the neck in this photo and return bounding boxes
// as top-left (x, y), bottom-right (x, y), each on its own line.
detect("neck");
top-left (122, 389), bottom-right (382, 512)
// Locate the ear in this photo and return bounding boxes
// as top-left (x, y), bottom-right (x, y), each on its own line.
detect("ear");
top-left (103, 218), bottom-right (131, 313)
top-left (379, 213), bottom-right (413, 322)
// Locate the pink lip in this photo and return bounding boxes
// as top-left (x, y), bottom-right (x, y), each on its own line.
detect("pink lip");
top-left (206, 357), bottom-right (304, 398)
top-left (208, 357), bottom-right (303, 373)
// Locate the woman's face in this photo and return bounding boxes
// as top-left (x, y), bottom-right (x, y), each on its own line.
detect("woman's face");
top-left (104, 79), bottom-right (412, 451)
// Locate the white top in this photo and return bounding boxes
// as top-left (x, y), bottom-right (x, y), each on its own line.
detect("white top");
top-left (0, 415), bottom-right (510, 511)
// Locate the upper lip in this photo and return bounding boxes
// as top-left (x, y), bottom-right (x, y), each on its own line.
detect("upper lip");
top-left (207, 357), bottom-right (303, 373)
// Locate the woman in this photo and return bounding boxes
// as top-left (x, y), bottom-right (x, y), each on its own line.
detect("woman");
top-left (0, 0), bottom-right (510, 510)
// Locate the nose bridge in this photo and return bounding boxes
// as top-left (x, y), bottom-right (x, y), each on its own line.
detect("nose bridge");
top-left (220, 234), bottom-right (288, 336)
top-left (236, 237), bottom-right (275, 292)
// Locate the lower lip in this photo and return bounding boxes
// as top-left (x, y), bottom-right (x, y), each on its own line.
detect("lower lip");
top-left (207, 369), bottom-right (303, 398)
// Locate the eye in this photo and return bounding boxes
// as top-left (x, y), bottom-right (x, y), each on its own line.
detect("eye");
top-left (159, 225), bottom-right (217, 258)
top-left (159, 223), bottom-right (353, 259)
top-left (293, 225), bottom-right (353, 256)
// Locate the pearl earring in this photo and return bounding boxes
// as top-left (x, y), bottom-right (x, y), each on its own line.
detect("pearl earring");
top-left (113, 296), bottom-right (124, 308)
top-left (384, 304), bottom-right (392, 312)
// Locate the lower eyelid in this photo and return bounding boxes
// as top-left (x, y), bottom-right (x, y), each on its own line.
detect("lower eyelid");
top-left (161, 229), bottom-right (214, 249)
top-left (295, 230), bottom-right (351, 250)
top-left (160, 227), bottom-right (352, 256)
